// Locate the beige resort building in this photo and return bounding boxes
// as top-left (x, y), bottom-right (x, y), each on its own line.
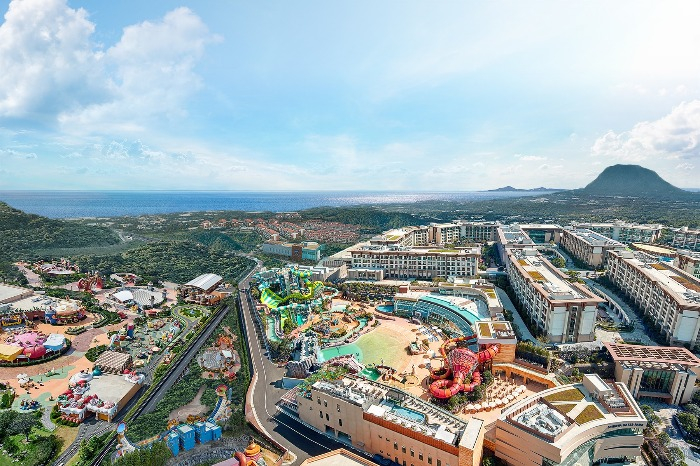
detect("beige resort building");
top-left (495, 374), bottom-right (646, 466)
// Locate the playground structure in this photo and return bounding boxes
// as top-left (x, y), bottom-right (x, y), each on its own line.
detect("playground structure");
top-left (44, 300), bottom-right (86, 325)
top-left (0, 330), bottom-right (67, 363)
top-left (77, 272), bottom-right (103, 293)
top-left (429, 336), bottom-right (500, 399)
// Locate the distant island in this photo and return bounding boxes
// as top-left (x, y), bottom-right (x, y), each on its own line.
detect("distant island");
top-left (485, 186), bottom-right (565, 192)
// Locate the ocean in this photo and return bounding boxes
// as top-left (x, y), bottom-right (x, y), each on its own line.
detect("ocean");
top-left (0, 190), bottom-right (551, 219)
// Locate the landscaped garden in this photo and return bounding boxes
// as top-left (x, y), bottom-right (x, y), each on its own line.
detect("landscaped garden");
top-left (0, 410), bottom-right (61, 466)
top-left (544, 388), bottom-right (585, 403)
top-left (125, 299), bottom-right (251, 442)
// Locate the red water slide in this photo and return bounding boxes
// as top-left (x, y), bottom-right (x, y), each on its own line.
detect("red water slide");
top-left (429, 343), bottom-right (500, 399)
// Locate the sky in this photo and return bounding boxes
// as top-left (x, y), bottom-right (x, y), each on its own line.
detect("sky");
top-left (1, 0), bottom-right (700, 191)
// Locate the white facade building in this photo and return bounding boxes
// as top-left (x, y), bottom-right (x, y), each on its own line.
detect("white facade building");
top-left (506, 248), bottom-right (603, 343)
top-left (607, 250), bottom-right (700, 348)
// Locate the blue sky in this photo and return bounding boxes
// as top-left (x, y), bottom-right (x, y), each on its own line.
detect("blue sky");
top-left (1, 0), bottom-right (700, 190)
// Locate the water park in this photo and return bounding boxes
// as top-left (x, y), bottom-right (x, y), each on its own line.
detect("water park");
top-left (254, 266), bottom-right (338, 341)
top-left (278, 280), bottom-right (554, 424)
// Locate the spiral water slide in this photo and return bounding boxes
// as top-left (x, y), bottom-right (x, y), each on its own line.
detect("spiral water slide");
top-left (429, 336), bottom-right (500, 399)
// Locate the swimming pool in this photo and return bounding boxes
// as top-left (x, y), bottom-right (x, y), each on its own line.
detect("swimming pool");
top-left (388, 404), bottom-right (426, 424)
top-left (359, 367), bottom-right (381, 381)
top-left (376, 304), bottom-right (394, 313)
top-left (318, 343), bottom-right (363, 362)
top-left (295, 314), bottom-right (305, 326)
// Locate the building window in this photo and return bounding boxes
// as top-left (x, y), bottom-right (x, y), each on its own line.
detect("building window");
top-left (437, 460), bottom-right (441, 466)
top-left (324, 400), bottom-right (327, 407)
top-left (428, 456), bottom-right (432, 465)
top-left (325, 413), bottom-right (329, 421)
top-left (410, 449), bottom-right (414, 457)
top-left (319, 411), bottom-right (323, 418)
top-left (379, 435), bottom-right (383, 439)
top-left (337, 404), bottom-right (341, 412)
top-left (402, 447), bottom-right (406, 453)
top-left (394, 442), bottom-right (398, 450)
top-left (339, 419), bottom-right (343, 426)
top-left (419, 453), bottom-right (423, 461)
top-left (317, 397), bottom-right (321, 405)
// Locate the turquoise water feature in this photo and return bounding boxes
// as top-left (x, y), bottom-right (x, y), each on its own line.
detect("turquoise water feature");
top-left (318, 343), bottom-right (362, 362)
top-left (376, 304), bottom-right (394, 313)
top-left (359, 367), bottom-right (381, 381)
top-left (295, 314), bottom-right (305, 326)
top-left (380, 401), bottom-right (426, 423)
top-left (390, 405), bottom-right (426, 423)
top-left (266, 319), bottom-right (280, 342)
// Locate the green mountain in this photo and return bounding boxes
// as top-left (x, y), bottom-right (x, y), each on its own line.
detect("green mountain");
top-left (0, 201), bottom-right (120, 259)
top-left (576, 164), bottom-right (693, 199)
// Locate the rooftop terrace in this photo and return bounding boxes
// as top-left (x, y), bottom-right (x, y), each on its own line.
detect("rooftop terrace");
top-left (613, 251), bottom-right (700, 304)
top-left (501, 375), bottom-right (645, 446)
top-left (308, 376), bottom-right (467, 446)
top-left (564, 228), bottom-right (624, 247)
top-left (509, 249), bottom-right (595, 302)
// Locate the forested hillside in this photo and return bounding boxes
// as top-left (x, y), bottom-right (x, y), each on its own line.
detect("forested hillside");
top-left (0, 201), bottom-right (119, 258)
top-left (300, 206), bottom-right (424, 232)
top-left (72, 240), bottom-right (254, 284)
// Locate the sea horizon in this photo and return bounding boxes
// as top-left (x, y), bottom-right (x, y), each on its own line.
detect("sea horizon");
top-left (0, 189), bottom-right (556, 219)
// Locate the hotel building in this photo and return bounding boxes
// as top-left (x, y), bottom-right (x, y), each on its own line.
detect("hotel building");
top-left (519, 224), bottom-right (563, 244)
top-left (604, 342), bottom-right (700, 405)
top-left (283, 376), bottom-right (485, 466)
top-left (672, 227), bottom-right (700, 252)
top-left (606, 249), bottom-right (700, 348)
top-left (496, 225), bottom-right (536, 265)
top-left (368, 222), bottom-right (500, 249)
top-left (495, 374), bottom-right (646, 466)
top-left (677, 250), bottom-right (700, 279)
top-left (573, 221), bottom-right (664, 244)
top-left (349, 245), bottom-right (480, 280)
top-left (427, 221), bottom-right (500, 245)
top-left (559, 228), bottom-right (626, 268)
top-left (262, 241), bottom-right (322, 261)
top-left (506, 248), bottom-right (603, 343)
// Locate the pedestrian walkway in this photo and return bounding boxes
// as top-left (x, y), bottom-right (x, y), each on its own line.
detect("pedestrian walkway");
top-left (494, 287), bottom-right (539, 344)
top-left (41, 407), bottom-right (55, 431)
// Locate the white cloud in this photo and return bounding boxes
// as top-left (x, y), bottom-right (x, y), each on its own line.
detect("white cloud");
top-left (515, 154), bottom-right (547, 161)
top-left (0, 0), bottom-right (101, 117)
top-left (60, 7), bottom-right (219, 134)
top-left (0, 0), bottom-right (217, 135)
top-left (0, 148), bottom-right (37, 159)
top-left (591, 100), bottom-right (700, 161)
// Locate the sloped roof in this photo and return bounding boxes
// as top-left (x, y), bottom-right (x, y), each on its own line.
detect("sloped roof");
top-left (184, 273), bottom-right (223, 291)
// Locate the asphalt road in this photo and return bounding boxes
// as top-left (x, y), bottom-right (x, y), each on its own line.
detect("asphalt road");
top-left (237, 259), bottom-right (345, 464)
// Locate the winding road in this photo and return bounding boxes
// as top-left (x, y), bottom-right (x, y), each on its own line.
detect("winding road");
top-left (237, 258), bottom-right (345, 464)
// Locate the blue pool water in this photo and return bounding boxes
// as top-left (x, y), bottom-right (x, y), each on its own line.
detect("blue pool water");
top-left (376, 304), bottom-right (394, 313)
top-left (359, 368), bottom-right (381, 381)
top-left (390, 405), bottom-right (426, 423)
top-left (318, 343), bottom-right (362, 363)
top-left (295, 314), bottom-right (305, 326)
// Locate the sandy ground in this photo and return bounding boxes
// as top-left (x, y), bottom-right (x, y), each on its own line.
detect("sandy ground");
top-left (169, 386), bottom-right (208, 421)
top-left (317, 301), bottom-right (547, 425)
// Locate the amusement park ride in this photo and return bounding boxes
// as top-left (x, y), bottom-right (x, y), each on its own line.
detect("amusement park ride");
top-left (77, 272), bottom-right (103, 293)
top-left (429, 336), bottom-right (500, 399)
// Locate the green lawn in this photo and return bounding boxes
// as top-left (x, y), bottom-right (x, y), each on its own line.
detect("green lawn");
top-left (575, 405), bottom-right (605, 424)
top-left (544, 388), bottom-right (585, 403)
top-left (354, 327), bottom-right (405, 367)
top-left (0, 426), bottom-right (60, 466)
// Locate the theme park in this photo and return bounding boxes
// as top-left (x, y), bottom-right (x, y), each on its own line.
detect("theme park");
top-left (0, 267), bottom-right (281, 466)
